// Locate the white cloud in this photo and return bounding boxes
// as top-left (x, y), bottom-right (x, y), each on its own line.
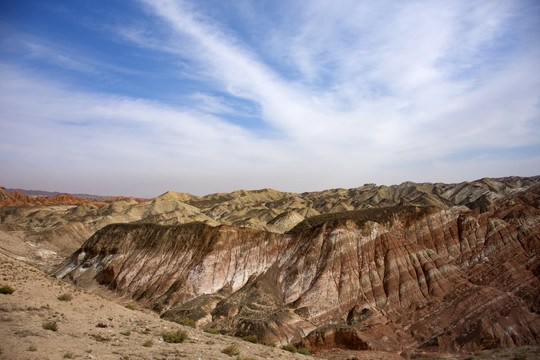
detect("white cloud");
top-left (1, 0), bottom-right (539, 196)
top-left (135, 0), bottom-right (540, 155)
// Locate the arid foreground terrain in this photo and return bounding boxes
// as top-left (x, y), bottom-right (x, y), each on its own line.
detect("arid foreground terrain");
top-left (1, 176), bottom-right (539, 359)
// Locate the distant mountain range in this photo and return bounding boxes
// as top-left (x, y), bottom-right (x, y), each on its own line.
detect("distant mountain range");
top-left (3, 187), bottom-right (109, 200)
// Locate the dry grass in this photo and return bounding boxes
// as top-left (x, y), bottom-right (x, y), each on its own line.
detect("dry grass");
top-left (42, 321), bottom-right (58, 332)
top-left (162, 329), bottom-right (188, 343)
top-left (222, 344), bottom-right (240, 356)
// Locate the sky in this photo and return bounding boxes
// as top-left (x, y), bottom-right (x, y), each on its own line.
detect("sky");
top-left (1, 0), bottom-right (539, 197)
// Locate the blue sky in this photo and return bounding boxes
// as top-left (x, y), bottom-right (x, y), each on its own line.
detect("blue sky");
top-left (1, 0), bottom-right (539, 197)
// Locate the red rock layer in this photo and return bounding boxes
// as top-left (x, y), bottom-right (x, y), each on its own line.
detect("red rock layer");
top-left (0, 187), bottom-right (109, 207)
top-left (53, 187), bottom-right (540, 355)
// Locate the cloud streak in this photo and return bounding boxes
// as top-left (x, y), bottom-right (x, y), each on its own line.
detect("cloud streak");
top-left (135, 0), bottom-right (540, 154)
top-left (0, 0), bottom-right (539, 196)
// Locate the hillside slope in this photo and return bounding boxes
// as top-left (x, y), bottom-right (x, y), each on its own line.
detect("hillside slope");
top-left (3, 252), bottom-right (351, 360)
top-left (53, 184), bottom-right (540, 356)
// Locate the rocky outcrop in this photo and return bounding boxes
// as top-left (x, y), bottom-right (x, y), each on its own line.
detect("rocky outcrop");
top-left (53, 184), bottom-right (540, 355)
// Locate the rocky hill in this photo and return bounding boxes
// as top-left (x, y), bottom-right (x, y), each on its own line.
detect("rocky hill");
top-left (52, 181), bottom-right (540, 357)
top-left (2, 251), bottom-right (343, 360)
top-left (2, 176), bottom-right (539, 272)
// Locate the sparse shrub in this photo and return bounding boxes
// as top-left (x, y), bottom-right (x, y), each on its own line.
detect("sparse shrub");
top-left (27, 345), bottom-right (37, 352)
top-left (268, 342), bottom-right (276, 347)
top-left (142, 339), bottom-right (153, 347)
top-left (124, 303), bottom-right (136, 310)
top-left (96, 322), bottom-right (108, 328)
top-left (142, 328), bottom-right (151, 334)
top-left (42, 321), bottom-right (58, 332)
top-left (63, 351), bottom-right (75, 359)
top-left (222, 344), bottom-right (240, 356)
top-left (90, 334), bottom-right (111, 342)
top-left (242, 335), bottom-right (258, 343)
top-left (298, 347), bottom-right (311, 355)
top-left (203, 327), bottom-right (219, 334)
top-left (465, 357), bottom-right (476, 360)
top-left (162, 329), bottom-right (188, 343)
top-left (120, 330), bottom-right (131, 336)
top-left (180, 318), bottom-right (197, 328)
top-left (57, 293), bottom-right (72, 301)
top-left (0, 285), bottom-right (14, 295)
top-left (346, 357), bottom-right (359, 360)
top-left (514, 353), bottom-right (528, 360)
top-left (282, 344), bottom-right (297, 353)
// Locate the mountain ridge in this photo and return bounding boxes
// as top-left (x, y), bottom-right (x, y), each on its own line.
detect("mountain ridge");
top-left (1, 176), bottom-right (539, 273)
top-left (52, 182), bottom-right (540, 355)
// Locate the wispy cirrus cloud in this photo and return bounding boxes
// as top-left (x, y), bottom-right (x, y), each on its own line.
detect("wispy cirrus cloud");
top-left (0, 0), bottom-right (538, 196)
top-left (134, 0), bottom-right (540, 155)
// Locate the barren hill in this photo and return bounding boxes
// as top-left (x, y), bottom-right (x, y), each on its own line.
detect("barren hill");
top-left (2, 252), bottom-right (342, 360)
top-left (2, 176), bottom-right (539, 272)
top-left (2, 176), bottom-right (540, 358)
top-left (53, 182), bottom-right (540, 357)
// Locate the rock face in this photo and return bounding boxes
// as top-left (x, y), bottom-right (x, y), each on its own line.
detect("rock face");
top-left (53, 184), bottom-right (540, 355)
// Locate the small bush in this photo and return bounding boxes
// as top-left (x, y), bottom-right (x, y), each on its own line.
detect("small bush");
top-left (0, 285), bottom-right (14, 295)
top-left (203, 327), bottom-right (219, 334)
top-left (268, 342), bottom-right (276, 347)
top-left (63, 352), bottom-right (75, 359)
top-left (142, 339), bottom-right (153, 347)
top-left (162, 329), bottom-right (188, 343)
top-left (96, 323), bottom-right (108, 328)
top-left (298, 347), bottom-right (311, 355)
top-left (57, 293), bottom-right (72, 301)
top-left (90, 334), bottom-right (111, 342)
top-left (514, 353), bottom-right (528, 360)
top-left (124, 303), bottom-right (136, 310)
top-left (42, 321), bottom-right (58, 332)
top-left (120, 330), bottom-right (131, 336)
top-left (282, 344), bottom-right (297, 353)
top-left (242, 335), bottom-right (258, 344)
top-left (222, 344), bottom-right (240, 356)
top-left (27, 345), bottom-right (37, 352)
top-left (180, 318), bottom-right (197, 328)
